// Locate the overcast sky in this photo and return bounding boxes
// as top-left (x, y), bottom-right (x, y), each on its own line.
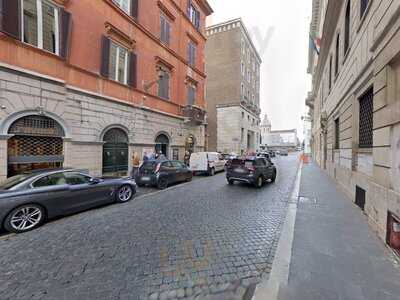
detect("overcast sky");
top-left (207, 0), bottom-right (312, 140)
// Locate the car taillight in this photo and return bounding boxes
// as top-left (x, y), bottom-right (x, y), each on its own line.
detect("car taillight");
top-left (247, 166), bottom-right (255, 173)
top-left (155, 163), bottom-right (161, 173)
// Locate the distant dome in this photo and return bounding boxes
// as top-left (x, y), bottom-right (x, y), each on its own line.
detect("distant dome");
top-left (261, 114), bottom-right (271, 126)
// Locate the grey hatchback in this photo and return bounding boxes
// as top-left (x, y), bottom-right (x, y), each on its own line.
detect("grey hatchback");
top-left (0, 169), bottom-right (136, 233)
top-left (226, 156), bottom-right (277, 188)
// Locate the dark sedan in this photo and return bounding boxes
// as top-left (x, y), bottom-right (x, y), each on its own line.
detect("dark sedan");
top-left (0, 169), bottom-right (136, 233)
top-left (135, 160), bottom-right (192, 189)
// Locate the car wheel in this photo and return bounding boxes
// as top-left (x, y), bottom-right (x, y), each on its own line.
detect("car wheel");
top-left (209, 168), bottom-right (215, 176)
top-left (4, 204), bottom-right (45, 234)
top-left (228, 179), bottom-right (234, 185)
top-left (271, 171), bottom-right (277, 183)
top-left (116, 185), bottom-right (135, 203)
top-left (254, 176), bottom-right (263, 188)
top-left (157, 177), bottom-right (169, 190)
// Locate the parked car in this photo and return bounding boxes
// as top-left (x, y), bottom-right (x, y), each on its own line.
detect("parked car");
top-left (136, 160), bottom-right (192, 189)
top-left (280, 149), bottom-right (289, 156)
top-left (226, 156), bottom-right (277, 188)
top-left (0, 169), bottom-right (136, 234)
top-left (189, 152), bottom-right (226, 176)
top-left (257, 152), bottom-right (271, 160)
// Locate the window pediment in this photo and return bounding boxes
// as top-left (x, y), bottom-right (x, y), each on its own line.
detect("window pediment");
top-left (105, 22), bottom-right (135, 50)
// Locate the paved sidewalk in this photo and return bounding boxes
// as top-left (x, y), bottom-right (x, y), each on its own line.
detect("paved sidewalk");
top-left (279, 162), bottom-right (400, 300)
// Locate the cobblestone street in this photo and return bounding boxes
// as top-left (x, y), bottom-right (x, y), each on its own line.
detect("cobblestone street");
top-left (0, 155), bottom-right (299, 300)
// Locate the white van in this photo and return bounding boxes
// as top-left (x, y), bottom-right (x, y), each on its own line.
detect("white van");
top-left (190, 152), bottom-right (226, 176)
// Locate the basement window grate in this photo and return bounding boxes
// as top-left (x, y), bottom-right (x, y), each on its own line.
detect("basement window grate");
top-left (355, 186), bottom-right (366, 211)
top-left (359, 88), bottom-right (373, 148)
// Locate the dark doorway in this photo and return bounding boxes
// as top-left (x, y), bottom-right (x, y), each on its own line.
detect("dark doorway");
top-left (155, 134), bottom-right (169, 158)
top-left (355, 186), bottom-right (366, 211)
top-left (7, 115), bottom-right (65, 177)
top-left (102, 128), bottom-right (129, 175)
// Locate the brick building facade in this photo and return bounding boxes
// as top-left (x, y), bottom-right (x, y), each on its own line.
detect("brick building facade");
top-left (307, 0), bottom-right (400, 253)
top-left (0, 0), bottom-right (212, 179)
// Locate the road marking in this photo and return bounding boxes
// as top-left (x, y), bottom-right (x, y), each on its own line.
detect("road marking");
top-left (253, 160), bottom-right (303, 300)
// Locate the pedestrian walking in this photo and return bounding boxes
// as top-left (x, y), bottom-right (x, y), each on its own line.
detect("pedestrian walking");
top-left (131, 152), bottom-right (140, 178)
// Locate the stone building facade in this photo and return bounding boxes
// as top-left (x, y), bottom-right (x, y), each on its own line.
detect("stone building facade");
top-left (205, 19), bottom-right (261, 155)
top-left (0, 0), bottom-right (213, 179)
top-left (307, 0), bottom-right (400, 253)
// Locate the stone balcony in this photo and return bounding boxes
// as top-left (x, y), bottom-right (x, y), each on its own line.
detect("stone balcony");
top-left (182, 105), bottom-right (206, 125)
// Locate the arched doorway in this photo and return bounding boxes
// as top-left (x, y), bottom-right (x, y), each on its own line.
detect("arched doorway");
top-left (7, 115), bottom-right (65, 177)
top-left (102, 128), bottom-right (129, 175)
top-left (155, 134), bottom-right (169, 158)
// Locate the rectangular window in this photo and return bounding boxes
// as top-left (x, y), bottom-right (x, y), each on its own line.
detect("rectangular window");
top-left (158, 70), bottom-right (170, 99)
top-left (335, 118), bottom-right (340, 149)
top-left (187, 84), bottom-right (196, 106)
top-left (188, 41), bottom-right (196, 67)
top-left (241, 83), bottom-right (244, 96)
top-left (113, 0), bottom-right (130, 14)
top-left (160, 14), bottom-right (170, 45)
top-left (109, 41), bottom-right (129, 85)
top-left (189, 4), bottom-right (200, 29)
top-left (241, 61), bottom-right (244, 76)
top-left (344, 1), bottom-right (351, 54)
top-left (329, 55), bottom-right (332, 91)
top-left (22, 0), bottom-right (59, 55)
top-left (359, 87), bottom-right (373, 148)
top-left (360, 0), bottom-right (369, 18)
top-left (335, 34), bottom-right (340, 76)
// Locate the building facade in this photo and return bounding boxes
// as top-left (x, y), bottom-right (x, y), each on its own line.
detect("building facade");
top-left (205, 19), bottom-right (261, 155)
top-left (0, 0), bottom-right (212, 179)
top-left (306, 0), bottom-right (400, 254)
top-left (260, 115), bottom-right (299, 151)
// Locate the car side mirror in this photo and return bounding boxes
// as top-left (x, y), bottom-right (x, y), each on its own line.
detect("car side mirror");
top-left (89, 178), bottom-right (100, 185)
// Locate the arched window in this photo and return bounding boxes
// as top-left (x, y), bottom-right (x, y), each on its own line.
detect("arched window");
top-left (7, 115), bottom-right (65, 176)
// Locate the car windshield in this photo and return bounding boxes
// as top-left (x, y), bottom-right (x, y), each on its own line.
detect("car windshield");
top-left (0, 174), bottom-right (32, 190)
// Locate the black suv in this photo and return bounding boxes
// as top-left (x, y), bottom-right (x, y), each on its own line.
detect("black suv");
top-left (135, 160), bottom-right (192, 189)
top-left (226, 156), bottom-right (277, 188)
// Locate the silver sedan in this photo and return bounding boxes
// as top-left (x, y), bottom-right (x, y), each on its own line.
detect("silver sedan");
top-left (0, 169), bottom-right (136, 233)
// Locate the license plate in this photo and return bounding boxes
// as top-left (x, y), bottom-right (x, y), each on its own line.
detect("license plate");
top-left (141, 176), bottom-right (150, 181)
top-left (234, 168), bottom-right (245, 173)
